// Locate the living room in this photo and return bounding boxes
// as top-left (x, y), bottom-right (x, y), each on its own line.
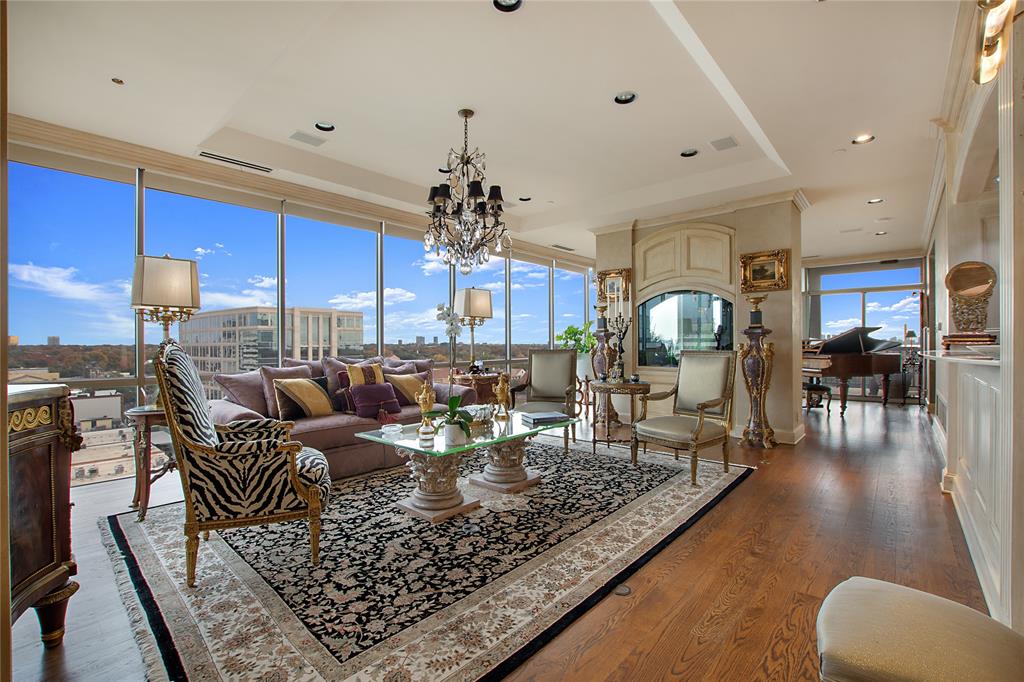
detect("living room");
top-left (4, 1), bottom-right (1024, 681)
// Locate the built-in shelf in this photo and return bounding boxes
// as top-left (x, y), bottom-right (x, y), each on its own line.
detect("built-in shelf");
top-left (920, 350), bottom-right (1001, 366)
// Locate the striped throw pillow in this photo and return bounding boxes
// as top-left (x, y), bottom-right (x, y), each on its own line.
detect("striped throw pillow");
top-left (274, 376), bottom-right (333, 420)
top-left (345, 363), bottom-right (385, 386)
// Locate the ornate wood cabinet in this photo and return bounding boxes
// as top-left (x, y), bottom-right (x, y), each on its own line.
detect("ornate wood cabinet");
top-left (8, 384), bottom-right (82, 648)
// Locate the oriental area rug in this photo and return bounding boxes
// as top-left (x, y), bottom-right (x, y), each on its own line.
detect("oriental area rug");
top-left (102, 438), bottom-right (752, 681)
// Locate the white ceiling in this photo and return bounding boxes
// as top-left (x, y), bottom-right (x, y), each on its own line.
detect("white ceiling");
top-left (10, 0), bottom-right (959, 261)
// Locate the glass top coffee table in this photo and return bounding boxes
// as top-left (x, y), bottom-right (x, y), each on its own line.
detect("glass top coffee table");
top-left (357, 412), bottom-right (577, 523)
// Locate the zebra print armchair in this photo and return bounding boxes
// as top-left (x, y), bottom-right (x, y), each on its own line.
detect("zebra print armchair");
top-left (154, 340), bottom-right (331, 587)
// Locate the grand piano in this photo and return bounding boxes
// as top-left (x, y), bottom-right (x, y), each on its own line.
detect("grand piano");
top-left (803, 326), bottom-right (902, 416)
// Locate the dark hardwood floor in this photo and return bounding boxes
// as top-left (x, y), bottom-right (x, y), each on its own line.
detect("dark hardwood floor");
top-left (11, 402), bottom-right (984, 681)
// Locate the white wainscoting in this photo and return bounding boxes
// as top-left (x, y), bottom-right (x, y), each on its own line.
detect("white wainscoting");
top-left (933, 357), bottom-right (1009, 622)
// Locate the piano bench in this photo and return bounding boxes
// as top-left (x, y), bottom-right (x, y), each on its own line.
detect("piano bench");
top-left (803, 382), bottom-right (832, 413)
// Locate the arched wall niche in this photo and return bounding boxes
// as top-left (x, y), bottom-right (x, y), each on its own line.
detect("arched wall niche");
top-left (634, 221), bottom-right (736, 305)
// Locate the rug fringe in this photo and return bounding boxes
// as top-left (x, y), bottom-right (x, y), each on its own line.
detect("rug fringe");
top-left (97, 516), bottom-right (171, 682)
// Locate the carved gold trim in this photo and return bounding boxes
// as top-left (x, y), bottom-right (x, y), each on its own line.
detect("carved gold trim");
top-left (8, 405), bottom-right (52, 433)
top-left (739, 249), bottom-right (790, 294)
top-left (57, 397), bottom-right (83, 451)
top-left (33, 581), bottom-right (79, 608)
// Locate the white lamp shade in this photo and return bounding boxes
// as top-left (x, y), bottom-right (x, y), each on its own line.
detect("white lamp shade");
top-left (131, 255), bottom-right (201, 311)
top-left (453, 287), bottom-right (493, 319)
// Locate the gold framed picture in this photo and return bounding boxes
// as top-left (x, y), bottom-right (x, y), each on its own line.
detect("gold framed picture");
top-left (740, 249), bottom-right (790, 293)
top-left (596, 268), bottom-right (631, 304)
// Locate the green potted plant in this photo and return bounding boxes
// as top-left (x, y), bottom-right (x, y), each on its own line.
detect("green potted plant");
top-left (557, 321), bottom-right (597, 380)
top-left (424, 395), bottom-right (475, 446)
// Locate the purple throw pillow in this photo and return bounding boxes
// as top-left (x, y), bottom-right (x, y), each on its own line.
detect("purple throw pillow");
top-left (283, 357), bottom-right (325, 378)
top-left (349, 383), bottom-right (401, 419)
top-left (258, 365), bottom-right (312, 419)
top-left (214, 369), bottom-right (269, 416)
top-left (323, 356), bottom-right (377, 394)
top-left (382, 362), bottom-right (418, 375)
top-left (384, 357), bottom-right (434, 374)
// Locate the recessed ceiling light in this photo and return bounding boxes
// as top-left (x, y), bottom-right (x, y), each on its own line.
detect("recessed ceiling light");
top-left (852, 133), bottom-right (876, 145)
top-left (875, 231), bottom-right (888, 236)
top-left (111, 77), bottom-right (125, 85)
top-left (439, 167), bottom-right (452, 174)
top-left (493, 0), bottom-right (523, 12)
top-left (314, 121), bottom-right (335, 132)
top-left (518, 197), bottom-right (532, 202)
top-left (614, 91), bottom-right (638, 105)
top-left (680, 148), bottom-right (699, 158)
top-left (867, 198), bottom-right (884, 204)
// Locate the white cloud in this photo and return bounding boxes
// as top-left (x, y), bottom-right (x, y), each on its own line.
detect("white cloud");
top-left (825, 317), bottom-right (862, 330)
top-left (202, 289), bottom-right (275, 308)
top-left (865, 295), bottom-right (919, 314)
top-left (329, 291), bottom-right (376, 310)
top-left (562, 313), bottom-right (578, 318)
top-left (214, 242), bottom-right (225, 249)
top-left (247, 275), bottom-right (277, 289)
top-left (417, 252), bottom-right (448, 276)
top-left (890, 314), bottom-right (911, 320)
top-left (194, 247), bottom-right (214, 259)
top-left (328, 287), bottom-right (416, 311)
top-left (10, 263), bottom-right (112, 301)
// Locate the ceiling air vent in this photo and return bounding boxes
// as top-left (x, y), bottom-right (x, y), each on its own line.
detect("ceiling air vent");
top-left (880, 259), bottom-right (899, 265)
top-left (550, 244), bottom-right (576, 252)
top-left (710, 136), bottom-right (738, 151)
top-left (839, 227), bottom-right (863, 234)
top-left (198, 151), bottom-right (272, 173)
top-left (289, 130), bottom-right (327, 147)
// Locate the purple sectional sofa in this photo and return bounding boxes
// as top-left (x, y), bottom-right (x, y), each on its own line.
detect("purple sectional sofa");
top-left (208, 355), bottom-right (477, 480)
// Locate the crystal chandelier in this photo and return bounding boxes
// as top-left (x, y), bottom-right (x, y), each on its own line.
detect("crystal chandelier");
top-left (425, 109), bottom-right (510, 275)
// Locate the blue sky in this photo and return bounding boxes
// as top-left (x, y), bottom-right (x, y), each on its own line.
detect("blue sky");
top-left (8, 162), bottom-right (582, 346)
top-left (818, 268), bottom-right (922, 341)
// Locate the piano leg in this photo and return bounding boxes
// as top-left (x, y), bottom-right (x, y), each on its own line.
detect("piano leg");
top-left (881, 374), bottom-right (891, 407)
top-left (838, 378), bottom-right (849, 417)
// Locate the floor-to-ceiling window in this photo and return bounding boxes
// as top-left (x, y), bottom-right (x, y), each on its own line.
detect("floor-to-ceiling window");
top-left (285, 214), bottom-right (376, 360)
top-left (454, 257), bottom-right (506, 366)
top-left (554, 265), bottom-right (586, 345)
top-left (145, 188), bottom-right (279, 388)
top-left (805, 260), bottom-right (923, 400)
top-left (7, 161), bottom-right (137, 485)
top-left (383, 234), bottom-right (449, 364)
top-left (510, 258), bottom-right (551, 365)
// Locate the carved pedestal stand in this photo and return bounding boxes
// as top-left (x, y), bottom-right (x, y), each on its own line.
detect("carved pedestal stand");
top-left (591, 314), bottom-right (620, 426)
top-left (468, 438), bottom-right (542, 493)
top-left (739, 324), bottom-right (778, 449)
top-left (396, 449), bottom-right (481, 524)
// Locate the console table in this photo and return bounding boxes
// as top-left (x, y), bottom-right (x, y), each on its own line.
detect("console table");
top-left (590, 381), bottom-right (651, 453)
top-left (8, 383), bottom-right (82, 648)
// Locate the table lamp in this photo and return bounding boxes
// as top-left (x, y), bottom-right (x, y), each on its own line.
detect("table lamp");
top-left (131, 254), bottom-right (201, 407)
top-left (454, 287), bottom-right (492, 368)
top-left (131, 254), bottom-right (201, 339)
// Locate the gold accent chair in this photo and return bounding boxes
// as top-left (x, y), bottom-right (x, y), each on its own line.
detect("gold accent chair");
top-left (630, 350), bottom-right (737, 483)
top-left (154, 340), bottom-right (331, 587)
top-left (510, 349), bottom-right (577, 450)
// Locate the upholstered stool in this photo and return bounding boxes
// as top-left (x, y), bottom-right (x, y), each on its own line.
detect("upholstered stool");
top-left (803, 381), bottom-right (832, 413)
top-left (817, 577), bottom-right (1024, 681)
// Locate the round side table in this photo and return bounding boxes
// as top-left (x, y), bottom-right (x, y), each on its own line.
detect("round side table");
top-left (590, 381), bottom-right (651, 454)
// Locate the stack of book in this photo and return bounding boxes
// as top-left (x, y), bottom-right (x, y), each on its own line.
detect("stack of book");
top-left (521, 412), bottom-right (568, 425)
top-left (942, 332), bottom-right (997, 349)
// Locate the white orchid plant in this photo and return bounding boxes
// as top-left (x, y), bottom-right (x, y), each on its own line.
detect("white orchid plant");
top-left (436, 303), bottom-right (463, 340)
top-left (437, 303), bottom-right (463, 384)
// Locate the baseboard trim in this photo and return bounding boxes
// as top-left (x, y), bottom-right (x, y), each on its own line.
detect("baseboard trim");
top-left (728, 423), bottom-right (804, 445)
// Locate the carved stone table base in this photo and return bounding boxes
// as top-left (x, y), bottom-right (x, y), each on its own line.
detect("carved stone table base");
top-left (469, 438), bottom-right (542, 493)
top-left (396, 449), bottom-right (480, 523)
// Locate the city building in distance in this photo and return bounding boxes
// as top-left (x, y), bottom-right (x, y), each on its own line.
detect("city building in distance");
top-left (179, 306), bottom-right (364, 396)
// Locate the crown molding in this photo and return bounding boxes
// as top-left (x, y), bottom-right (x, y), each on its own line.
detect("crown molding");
top-left (588, 189), bottom-right (809, 236)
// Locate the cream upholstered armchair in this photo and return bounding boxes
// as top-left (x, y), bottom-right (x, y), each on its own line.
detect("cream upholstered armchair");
top-left (154, 340), bottom-right (331, 587)
top-left (817, 577), bottom-right (1024, 681)
top-left (631, 350), bottom-right (736, 484)
top-left (511, 349), bottom-right (577, 449)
